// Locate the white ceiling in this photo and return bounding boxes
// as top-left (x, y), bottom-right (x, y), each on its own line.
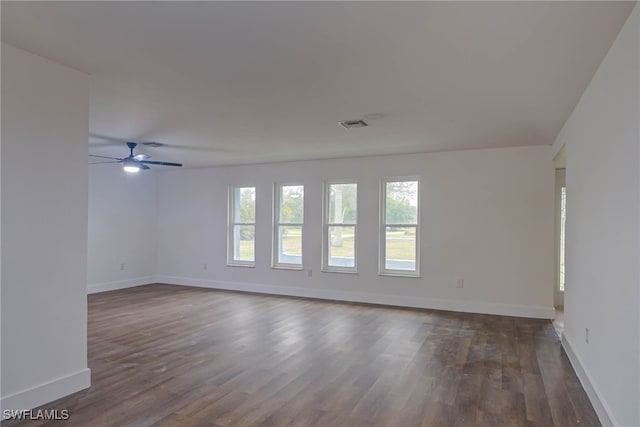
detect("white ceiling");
top-left (2, 1), bottom-right (634, 168)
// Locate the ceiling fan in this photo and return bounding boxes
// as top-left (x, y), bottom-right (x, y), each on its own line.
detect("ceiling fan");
top-left (89, 142), bottom-right (182, 173)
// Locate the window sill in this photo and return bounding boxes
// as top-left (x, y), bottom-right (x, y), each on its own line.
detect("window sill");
top-left (227, 263), bottom-right (256, 268)
top-left (272, 265), bottom-right (304, 271)
top-left (378, 271), bottom-right (420, 278)
top-left (321, 268), bottom-right (358, 275)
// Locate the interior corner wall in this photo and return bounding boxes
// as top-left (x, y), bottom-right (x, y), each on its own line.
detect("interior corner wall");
top-left (88, 167), bottom-right (158, 293)
top-left (552, 5), bottom-right (639, 426)
top-left (155, 145), bottom-right (555, 319)
top-left (1, 44), bottom-right (90, 409)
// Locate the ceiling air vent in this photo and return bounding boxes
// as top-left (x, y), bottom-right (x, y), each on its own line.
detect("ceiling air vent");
top-left (142, 142), bottom-right (164, 147)
top-left (338, 119), bottom-right (368, 129)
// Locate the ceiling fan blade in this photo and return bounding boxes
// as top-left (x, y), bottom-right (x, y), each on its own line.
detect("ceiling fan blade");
top-left (139, 160), bottom-right (183, 167)
top-left (89, 161), bottom-right (122, 164)
top-left (133, 154), bottom-right (150, 160)
top-left (89, 154), bottom-right (123, 161)
top-left (89, 133), bottom-right (125, 143)
top-left (139, 163), bottom-right (151, 170)
top-left (153, 143), bottom-right (246, 153)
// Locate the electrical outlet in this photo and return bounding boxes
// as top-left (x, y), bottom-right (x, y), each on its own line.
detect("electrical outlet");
top-left (585, 328), bottom-right (589, 344)
top-left (308, 269), bottom-right (313, 277)
top-left (456, 278), bottom-right (464, 288)
top-left (120, 263), bottom-right (126, 271)
top-left (203, 263), bottom-right (208, 270)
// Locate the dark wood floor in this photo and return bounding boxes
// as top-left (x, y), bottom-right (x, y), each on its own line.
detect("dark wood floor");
top-left (4, 284), bottom-right (600, 427)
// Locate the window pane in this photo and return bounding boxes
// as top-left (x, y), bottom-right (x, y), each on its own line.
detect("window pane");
top-left (279, 185), bottom-right (304, 223)
top-left (328, 183), bottom-right (357, 224)
top-left (233, 225), bottom-right (255, 262)
top-left (234, 187), bottom-right (255, 222)
top-left (385, 181), bottom-right (418, 224)
top-left (278, 225), bottom-right (302, 265)
top-left (328, 225), bottom-right (355, 268)
top-left (385, 226), bottom-right (416, 271)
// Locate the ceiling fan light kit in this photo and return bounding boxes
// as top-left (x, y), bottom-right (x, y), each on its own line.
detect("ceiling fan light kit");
top-left (89, 141), bottom-right (183, 173)
top-left (122, 159), bottom-right (140, 173)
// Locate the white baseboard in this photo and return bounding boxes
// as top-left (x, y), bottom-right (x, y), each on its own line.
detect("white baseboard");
top-left (561, 334), bottom-right (616, 427)
top-left (1, 368), bottom-right (91, 412)
top-left (87, 276), bottom-right (155, 294)
top-left (155, 275), bottom-right (556, 319)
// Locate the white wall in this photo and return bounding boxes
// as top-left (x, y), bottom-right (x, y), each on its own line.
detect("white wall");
top-left (1, 44), bottom-right (90, 409)
top-left (156, 146), bottom-right (555, 318)
top-left (553, 5), bottom-right (639, 426)
top-left (88, 167), bottom-right (158, 293)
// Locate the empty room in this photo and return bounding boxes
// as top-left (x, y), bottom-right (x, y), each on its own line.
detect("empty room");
top-left (1, 1), bottom-right (639, 426)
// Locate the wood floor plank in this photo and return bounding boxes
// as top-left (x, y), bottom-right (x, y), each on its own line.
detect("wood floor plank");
top-left (2, 284), bottom-right (601, 427)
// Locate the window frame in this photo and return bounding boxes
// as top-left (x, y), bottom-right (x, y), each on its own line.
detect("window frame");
top-left (272, 182), bottom-right (304, 270)
top-left (322, 179), bottom-right (358, 274)
top-left (379, 177), bottom-right (420, 277)
top-left (227, 185), bottom-right (256, 267)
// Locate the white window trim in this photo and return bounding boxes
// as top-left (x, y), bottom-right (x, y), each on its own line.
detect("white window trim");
top-left (227, 185), bottom-right (256, 267)
top-left (272, 182), bottom-right (304, 270)
top-left (379, 177), bottom-right (420, 277)
top-left (322, 179), bottom-right (358, 274)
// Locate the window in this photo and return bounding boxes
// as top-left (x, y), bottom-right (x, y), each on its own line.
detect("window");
top-left (555, 168), bottom-right (566, 308)
top-left (273, 184), bottom-right (304, 268)
top-left (228, 186), bottom-right (256, 266)
top-left (323, 181), bottom-right (357, 272)
top-left (380, 178), bottom-right (419, 276)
